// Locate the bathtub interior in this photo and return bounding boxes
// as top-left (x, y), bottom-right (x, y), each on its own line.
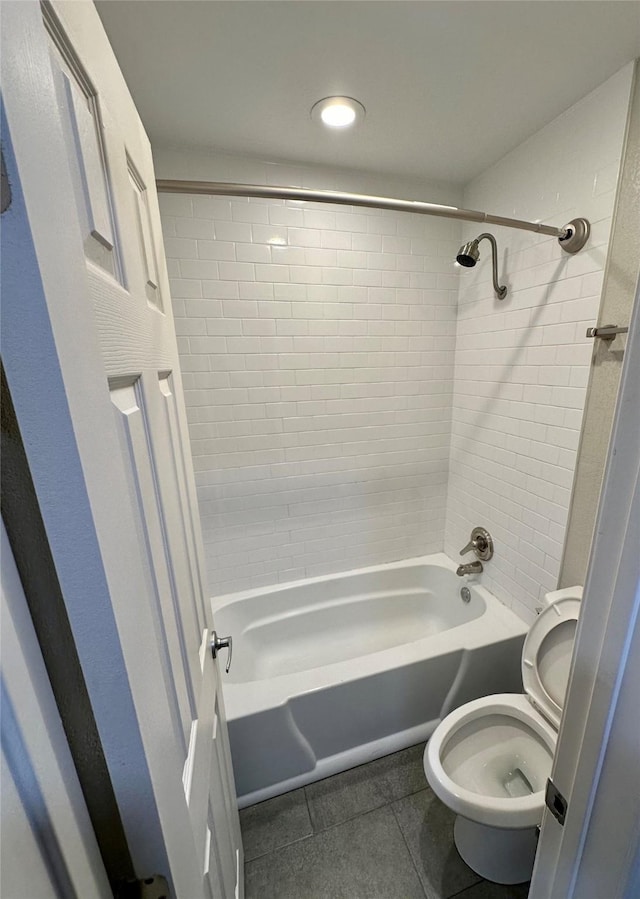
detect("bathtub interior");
top-left (215, 563), bottom-right (486, 683)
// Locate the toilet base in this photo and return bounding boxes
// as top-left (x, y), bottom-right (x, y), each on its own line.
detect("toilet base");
top-left (454, 815), bottom-right (537, 885)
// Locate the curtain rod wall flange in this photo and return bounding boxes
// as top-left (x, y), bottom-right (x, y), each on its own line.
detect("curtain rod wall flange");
top-left (156, 180), bottom-right (590, 254)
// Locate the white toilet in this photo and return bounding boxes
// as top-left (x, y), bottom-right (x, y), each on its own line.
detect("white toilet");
top-left (424, 587), bottom-right (582, 885)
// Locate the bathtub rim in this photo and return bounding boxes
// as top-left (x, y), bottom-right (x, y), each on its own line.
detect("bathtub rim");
top-left (210, 552), bottom-right (529, 721)
top-left (211, 551), bottom-right (475, 613)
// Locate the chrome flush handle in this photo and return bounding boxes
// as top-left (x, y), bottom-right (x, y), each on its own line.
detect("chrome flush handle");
top-left (210, 631), bottom-right (232, 673)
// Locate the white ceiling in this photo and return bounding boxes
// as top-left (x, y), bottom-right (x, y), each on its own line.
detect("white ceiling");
top-left (95, 1), bottom-right (640, 185)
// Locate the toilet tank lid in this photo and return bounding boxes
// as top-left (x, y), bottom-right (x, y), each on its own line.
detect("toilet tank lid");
top-left (522, 596), bottom-right (581, 730)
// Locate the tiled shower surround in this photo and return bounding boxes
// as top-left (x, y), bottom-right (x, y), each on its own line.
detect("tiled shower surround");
top-left (443, 64), bottom-right (632, 620)
top-left (159, 64), bottom-right (633, 616)
top-left (161, 195), bottom-right (461, 594)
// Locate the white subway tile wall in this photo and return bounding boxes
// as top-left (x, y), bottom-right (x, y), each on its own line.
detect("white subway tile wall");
top-left (162, 194), bottom-right (461, 593)
top-left (443, 65), bottom-right (633, 620)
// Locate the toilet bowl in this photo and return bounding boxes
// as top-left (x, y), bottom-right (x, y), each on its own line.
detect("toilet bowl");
top-left (424, 589), bottom-right (581, 885)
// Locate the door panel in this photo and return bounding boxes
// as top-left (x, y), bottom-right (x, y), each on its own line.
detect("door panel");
top-left (127, 157), bottom-right (162, 308)
top-left (48, 28), bottom-right (122, 279)
top-left (147, 373), bottom-right (206, 643)
top-left (158, 373), bottom-right (208, 625)
top-left (209, 700), bottom-right (241, 899)
top-left (109, 375), bottom-right (196, 753)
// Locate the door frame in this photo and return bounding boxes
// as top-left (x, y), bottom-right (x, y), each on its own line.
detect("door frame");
top-left (1, 518), bottom-right (113, 899)
top-left (1, 359), bottom-right (134, 887)
top-left (530, 285), bottom-right (640, 895)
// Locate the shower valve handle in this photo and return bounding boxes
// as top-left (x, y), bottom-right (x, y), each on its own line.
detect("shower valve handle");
top-left (460, 535), bottom-right (488, 556)
top-left (459, 527), bottom-right (494, 561)
top-left (211, 631), bottom-right (233, 673)
top-left (460, 538), bottom-right (479, 556)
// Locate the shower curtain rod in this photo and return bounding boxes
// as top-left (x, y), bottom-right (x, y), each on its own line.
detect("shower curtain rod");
top-left (156, 179), bottom-right (590, 252)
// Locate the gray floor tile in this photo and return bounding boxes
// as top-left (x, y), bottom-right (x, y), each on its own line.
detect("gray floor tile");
top-left (240, 787), bottom-right (312, 861)
top-left (511, 884), bottom-right (530, 898)
top-left (304, 743), bottom-right (428, 831)
top-left (304, 759), bottom-right (388, 830)
top-left (374, 742), bottom-right (428, 802)
top-left (393, 788), bottom-right (482, 899)
top-left (451, 880), bottom-right (530, 898)
top-left (245, 805), bottom-right (427, 899)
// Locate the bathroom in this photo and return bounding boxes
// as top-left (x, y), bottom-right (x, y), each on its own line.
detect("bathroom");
top-left (1, 2), bottom-right (639, 899)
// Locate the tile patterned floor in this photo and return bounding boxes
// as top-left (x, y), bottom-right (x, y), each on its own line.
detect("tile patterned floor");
top-left (241, 744), bottom-right (531, 899)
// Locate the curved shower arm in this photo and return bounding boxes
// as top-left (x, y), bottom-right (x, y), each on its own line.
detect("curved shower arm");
top-left (476, 233), bottom-right (508, 300)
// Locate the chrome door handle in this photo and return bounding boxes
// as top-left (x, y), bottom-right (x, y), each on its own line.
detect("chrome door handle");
top-left (210, 631), bottom-right (232, 673)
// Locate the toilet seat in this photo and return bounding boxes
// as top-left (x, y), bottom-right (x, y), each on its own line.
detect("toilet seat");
top-left (522, 596), bottom-right (581, 729)
top-left (425, 596), bottom-right (581, 829)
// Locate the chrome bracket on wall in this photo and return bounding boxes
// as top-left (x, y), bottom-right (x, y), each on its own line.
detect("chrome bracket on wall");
top-left (557, 217), bottom-right (590, 254)
top-left (586, 324), bottom-right (629, 340)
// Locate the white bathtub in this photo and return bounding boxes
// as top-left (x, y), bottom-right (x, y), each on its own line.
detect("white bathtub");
top-left (211, 553), bottom-right (528, 808)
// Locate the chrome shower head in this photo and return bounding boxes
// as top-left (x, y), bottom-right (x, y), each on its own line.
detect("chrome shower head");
top-left (456, 240), bottom-right (480, 268)
top-left (455, 232), bottom-right (507, 300)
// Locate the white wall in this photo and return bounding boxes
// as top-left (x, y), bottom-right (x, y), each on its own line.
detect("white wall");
top-left (444, 64), bottom-right (634, 622)
top-left (158, 153), bottom-right (462, 594)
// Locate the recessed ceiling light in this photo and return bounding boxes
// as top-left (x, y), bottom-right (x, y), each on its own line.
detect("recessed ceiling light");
top-left (311, 96), bottom-right (365, 129)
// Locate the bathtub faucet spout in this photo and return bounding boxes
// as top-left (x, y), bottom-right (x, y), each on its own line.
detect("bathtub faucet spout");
top-left (456, 560), bottom-right (483, 577)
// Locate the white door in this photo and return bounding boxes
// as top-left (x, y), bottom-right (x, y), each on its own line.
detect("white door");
top-left (529, 285), bottom-right (640, 899)
top-left (1, 521), bottom-right (112, 899)
top-left (1, 2), bottom-right (242, 897)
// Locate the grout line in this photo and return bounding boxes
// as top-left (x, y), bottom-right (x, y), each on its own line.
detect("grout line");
top-left (304, 778), bottom-right (432, 837)
top-left (305, 797), bottom-right (390, 835)
top-left (388, 799), bottom-right (430, 899)
top-left (447, 886), bottom-right (479, 899)
top-left (243, 800), bottom-right (394, 865)
top-left (302, 783), bottom-right (314, 833)
top-left (242, 752), bottom-right (436, 872)
top-left (448, 875), bottom-right (518, 899)
top-left (243, 830), bottom-right (315, 865)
